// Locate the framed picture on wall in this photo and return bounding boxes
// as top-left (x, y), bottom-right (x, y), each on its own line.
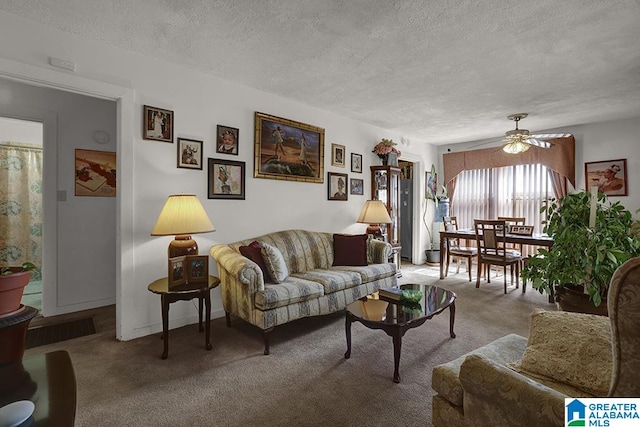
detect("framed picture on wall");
top-left (143, 105), bottom-right (173, 142)
top-left (208, 158), bottom-right (245, 199)
top-left (351, 153), bottom-right (362, 173)
top-left (177, 138), bottom-right (203, 170)
top-left (216, 125), bottom-right (239, 155)
top-left (350, 178), bottom-right (364, 195)
top-left (253, 112), bottom-right (324, 183)
top-left (331, 143), bottom-right (346, 167)
top-left (328, 172), bottom-right (348, 200)
top-left (75, 149), bottom-right (117, 197)
top-left (585, 159), bottom-right (628, 196)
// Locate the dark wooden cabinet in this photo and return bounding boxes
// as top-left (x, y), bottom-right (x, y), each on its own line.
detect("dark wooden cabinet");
top-left (370, 165), bottom-right (401, 246)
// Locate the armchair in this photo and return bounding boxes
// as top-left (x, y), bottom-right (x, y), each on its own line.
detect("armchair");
top-left (431, 256), bottom-right (640, 426)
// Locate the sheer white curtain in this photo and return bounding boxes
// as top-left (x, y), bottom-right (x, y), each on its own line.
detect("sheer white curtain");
top-left (451, 164), bottom-right (553, 255)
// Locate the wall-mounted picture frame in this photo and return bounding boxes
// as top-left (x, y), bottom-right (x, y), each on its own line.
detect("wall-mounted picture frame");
top-left (328, 172), bottom-right (348, 200)
top-left (350, 178), bottom-right (364, 195)
top-left (177, 138), bottom-right (203, 170)
top-left (426, 171), bottom-right (437, 199)
top-left (168, 256), bottom-right (186, 289)
top-left (331, 143), bottom-right (346, 167)
top-left (254, 112), bottom-right (324, 183)
top-left (585, 158), bottom-right (628, 196)
top-left (208, 158), bottom-right (246, 199)
top-left (143, 105), bottom-right (173, 142)
top-left (216, 125), bottom-right (239, 155)
top-left (75, 149), bottom-right (117, 197)
top-left (187, 255), bottom-right (209, 284)
top-left (351, 153), bottom-right (362, 173)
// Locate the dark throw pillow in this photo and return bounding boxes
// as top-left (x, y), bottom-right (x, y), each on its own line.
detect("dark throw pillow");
top-left (333, 233), bottom-right (368, 266)
top-left (239, 241), bottom-right (268, 278)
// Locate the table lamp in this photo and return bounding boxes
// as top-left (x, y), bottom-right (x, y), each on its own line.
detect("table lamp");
top-left (357, 200), bottom-right (392, 236)
top-left (151, 194), bottom-right (215, 258)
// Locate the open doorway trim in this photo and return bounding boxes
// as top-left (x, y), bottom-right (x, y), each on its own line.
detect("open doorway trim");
top-left (0, 57), bottom-right (134, 340)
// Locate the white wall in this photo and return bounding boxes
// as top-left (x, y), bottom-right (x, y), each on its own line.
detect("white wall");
top-left (436, 116), bottom-right (640, 212)
top-left (0, 11), bottom-right (435, 340)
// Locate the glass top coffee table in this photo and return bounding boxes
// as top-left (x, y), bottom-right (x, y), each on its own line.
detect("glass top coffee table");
top-left (344, 283), bottom-right (457, 383)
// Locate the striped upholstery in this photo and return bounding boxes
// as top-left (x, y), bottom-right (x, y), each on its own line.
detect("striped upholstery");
top-left (211, 230), bottom-right (396, 331)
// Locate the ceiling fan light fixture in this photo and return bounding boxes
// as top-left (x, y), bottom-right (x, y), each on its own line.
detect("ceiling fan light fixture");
top-left (503, 140), bottom-right (530, 154)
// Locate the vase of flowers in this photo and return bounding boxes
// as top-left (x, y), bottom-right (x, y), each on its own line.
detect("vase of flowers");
top-left (372, 138), bottom-right (401, 166)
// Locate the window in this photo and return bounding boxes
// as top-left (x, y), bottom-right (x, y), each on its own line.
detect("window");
top-left (452, 163), bottom-right (554, 239)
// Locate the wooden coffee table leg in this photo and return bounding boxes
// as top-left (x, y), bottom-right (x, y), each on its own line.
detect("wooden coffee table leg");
top-left (392, 328), bottom-right (402, 383)
top-left (204, 290), bottom-right (212, 350)
top-left (344, 313), bottom-right (353, 359)
top-left (449, 302), bottom-right (456, 338)
top-left (161, 295), bottom-right (169, 359)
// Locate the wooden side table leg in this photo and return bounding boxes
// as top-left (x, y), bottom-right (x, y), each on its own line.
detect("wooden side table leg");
top-left (161, 295), bottom-right (169, 360)
top-left (205, 290), bottom-right (212, 350)
top-left (449, 302), bottom-right (457, 338)
top-left (198, 296), bottom-right (204, 333)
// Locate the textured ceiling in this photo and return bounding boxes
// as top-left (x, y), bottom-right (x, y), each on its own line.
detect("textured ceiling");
top-left (2, 0), bottom-right (640, 145)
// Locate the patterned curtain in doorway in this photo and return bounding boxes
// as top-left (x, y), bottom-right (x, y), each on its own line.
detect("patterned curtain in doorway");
top-left (0, 142), bottom-right (43, 280)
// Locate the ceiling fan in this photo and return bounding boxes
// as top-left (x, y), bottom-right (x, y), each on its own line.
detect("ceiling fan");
top-left (501, 113), bottom-right (572, 154)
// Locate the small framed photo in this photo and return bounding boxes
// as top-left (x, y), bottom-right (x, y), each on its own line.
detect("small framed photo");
top-left (585, 159), bottom-right (628, 196)
top-left (177, 138), bottom-right (203, 170)
top-left (168, 256), bottom-right (187, 289)
top-left (187, 255), bottom-right (208, 284)
top-left (328, 172), bottom-right (348, 200)
top-left (351, 153), bottom-right (362, 173)
top-left (75, 149), bottom-right (117, 197)
top-left (208, 158), bottom-right (246, 199)
top-left (216, 125), bottom-right (239, 155)
top-left (143, 105), bottom-right (173, 142)
top-left (350, 178), bottom-right (364, 195)
top-left (331, 143), bottom-right (346, 167)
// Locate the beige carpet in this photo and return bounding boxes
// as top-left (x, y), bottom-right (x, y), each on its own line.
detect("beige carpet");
top-left (24, 264), bottom-right (555, 427)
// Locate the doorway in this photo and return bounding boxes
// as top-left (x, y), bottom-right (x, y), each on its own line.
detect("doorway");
top-left (0, 117), bottom-right (43, 311)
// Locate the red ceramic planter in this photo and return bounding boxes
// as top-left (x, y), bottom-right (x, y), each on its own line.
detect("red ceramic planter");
top-left (0, 269), bottom-right (32, 316)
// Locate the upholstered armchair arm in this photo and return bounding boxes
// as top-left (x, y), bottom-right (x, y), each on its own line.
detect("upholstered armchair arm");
top-left (209, 244), bottom-right (264, 293)
top-left (368, 239), bottom-right (392, 264)
top-left (459, 354), bottom-right (566, 427)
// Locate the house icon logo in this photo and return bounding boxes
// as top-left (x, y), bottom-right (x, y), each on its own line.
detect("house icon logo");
top-left (566, 399), bottom-right (587, 426)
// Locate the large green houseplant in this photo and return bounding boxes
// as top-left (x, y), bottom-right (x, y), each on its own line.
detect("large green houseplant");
top-left (522, 191), bottom-right (640, 310)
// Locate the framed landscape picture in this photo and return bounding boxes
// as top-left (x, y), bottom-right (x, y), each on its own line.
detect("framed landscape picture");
top-left (216, 125), bottom-right (239, 155)
top-left (208, 158), bottom-right (245, 199)
top-left (177, 138), bottom-right (203, 170)
top-left (75, 149), bottom-right (117, 197)
top-left (254, 112), bottom-right (324, 183)
top-left (585, 159), bottom-right (628, 196)
top-left (143, 105), bottom-right (173, 142)
top-left (331, 143), bottom-right (346, 167)
top-left (351, 153), bottom-right (362, 173)
top-left (328, 172), bottom-right (348, 200)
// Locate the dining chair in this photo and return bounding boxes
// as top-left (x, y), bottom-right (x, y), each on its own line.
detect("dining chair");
top-left (497, 216), bottom-right (526, 256)
top-left (509, 225), bottom-right (534, 292)
top-left (474, 219), bottom-right (523, 294)
top-left (443, 216), bottom-right (477, 282)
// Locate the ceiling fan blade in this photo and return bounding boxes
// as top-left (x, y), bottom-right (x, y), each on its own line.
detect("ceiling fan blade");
top-left (526, 138), bottom-right (553, 148)
top-left (529, 133), bottom-right (573, 139)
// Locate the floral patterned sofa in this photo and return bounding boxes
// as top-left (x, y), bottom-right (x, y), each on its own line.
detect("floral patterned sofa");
top-left (210, 229), bottom-right (397, 354)
top-left (431, 256), bottom-right (640, 427)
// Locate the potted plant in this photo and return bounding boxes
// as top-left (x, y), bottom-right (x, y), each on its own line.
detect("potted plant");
top-left (521, 191), bottom-right (640, 315)
top-left (424, 164), bottom-right (446, 264)
top-left (0, 262), bottom-right (37, 315)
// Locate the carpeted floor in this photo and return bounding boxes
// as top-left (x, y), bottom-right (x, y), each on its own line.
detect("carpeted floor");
top-left (23, 263), bottom-right (555, 427)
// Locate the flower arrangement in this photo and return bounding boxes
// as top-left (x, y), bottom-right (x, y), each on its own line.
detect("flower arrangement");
top-left (372, 138), bottom-right (401, 157)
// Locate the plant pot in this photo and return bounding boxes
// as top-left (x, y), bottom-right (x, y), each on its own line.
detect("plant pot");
top-left (425, 250), bottom-right (441, 264)
top-left (554, 284), bottom-right (608, 317)
top-left (0, 269), bottom-right (32, 316)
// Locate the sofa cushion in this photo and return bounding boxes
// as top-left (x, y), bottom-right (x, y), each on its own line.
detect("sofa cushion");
top-left (239, 241), bottom-right (269, 278)
top-left (334, 262), bottom-right (396, 283)
top-left (260, 242), bottom-right (289, 283)
top-left (291, 268), bottom-right (362, 294)
top-left (254, 276), bottom-right (324, 310)
top-left (333, 233), bottom-right (368, 266)
top-left (514, 309), bottom-right (612, 396)
top-left (431, 334), bottom-right (527, 407)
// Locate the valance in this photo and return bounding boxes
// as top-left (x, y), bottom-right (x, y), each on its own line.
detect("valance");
top-left (443, 136), bottom-right (575, 188)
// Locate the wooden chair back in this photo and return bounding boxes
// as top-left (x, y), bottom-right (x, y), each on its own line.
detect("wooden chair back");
top-left (509, 225), bottom-right (534, 236)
